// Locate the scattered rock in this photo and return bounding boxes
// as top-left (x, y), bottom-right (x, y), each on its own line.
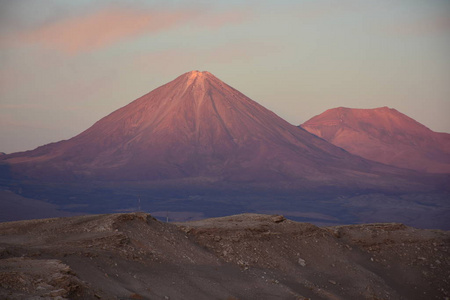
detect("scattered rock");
top-left (0, 213), bottom-right (449, 300)
top-left (48, 289), bottom-right (67, 297)
top-left (271, 215), bottom-right (286, 223)
top-left (130, 293), bottom-right (144, 299)
top-left (298, 258), bottom-right (307, 267)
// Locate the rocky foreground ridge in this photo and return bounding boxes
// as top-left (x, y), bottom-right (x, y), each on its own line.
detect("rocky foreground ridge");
top-left (0, 213), bottom-right (448, 300)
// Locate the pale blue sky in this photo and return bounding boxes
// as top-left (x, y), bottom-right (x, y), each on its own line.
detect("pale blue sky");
top-left (1, 0), bottom-right (449, 153)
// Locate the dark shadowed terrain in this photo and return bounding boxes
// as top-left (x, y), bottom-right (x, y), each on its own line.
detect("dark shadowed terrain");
top-left (2, 183), bottom-right (449, 230)
top-left (0, 190), bottom-right (79, 222)
top-left (0, 213), bottom-right (448, 299)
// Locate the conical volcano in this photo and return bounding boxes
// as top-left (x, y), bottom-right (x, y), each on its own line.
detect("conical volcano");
top-left (0, 71), bottom-right (434, 188)
top-left (301, 107), bottom-right (450, 173)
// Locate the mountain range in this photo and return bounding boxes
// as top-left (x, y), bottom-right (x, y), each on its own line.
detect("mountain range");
top-left (1, 71), bottom-right (445, 190)
top-left (0, 71), bottom-right (448, 228)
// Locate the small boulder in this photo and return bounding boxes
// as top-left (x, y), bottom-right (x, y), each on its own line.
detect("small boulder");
top-left (298, 258), bottom-right (306, 267)
top-left (272, 215), bottom-right (286, 223)
top-left (47, 289), bottom-right (67, 297)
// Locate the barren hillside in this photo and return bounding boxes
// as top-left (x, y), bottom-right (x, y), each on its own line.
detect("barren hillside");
top-left (0, 213), bottom-right (448, 299)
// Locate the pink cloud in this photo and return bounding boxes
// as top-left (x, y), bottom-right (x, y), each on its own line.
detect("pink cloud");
top-left (7, 6), bottom-right (250, 55)
top-left (12, 7), bottom-right (195, 54)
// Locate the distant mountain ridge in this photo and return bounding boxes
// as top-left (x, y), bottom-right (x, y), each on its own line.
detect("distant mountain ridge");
top-left (301, 106), bottom-right (450, 173)
top-left (0, 71), bottom-right (430, 190)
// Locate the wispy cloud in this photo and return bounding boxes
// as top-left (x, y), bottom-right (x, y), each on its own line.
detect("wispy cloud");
top-left (4, 5), bottom-right (250, 55)
top-left (10, 7), bottom-right (196, 54)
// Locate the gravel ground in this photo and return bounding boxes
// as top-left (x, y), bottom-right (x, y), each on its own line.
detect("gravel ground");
top-left (0, 213), bottom-right (448, 299)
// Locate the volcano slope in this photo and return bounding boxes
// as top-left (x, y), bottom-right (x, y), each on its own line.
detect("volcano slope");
top-left (0, 213), bottom-right (448, 300)
top-left (301, 107), bottom-right (450, 174)
top-left (0, 71), bottom-right (443, 188)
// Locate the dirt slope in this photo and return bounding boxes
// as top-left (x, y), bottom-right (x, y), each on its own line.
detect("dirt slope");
top-left (0, 213), bottom-right (448, 299)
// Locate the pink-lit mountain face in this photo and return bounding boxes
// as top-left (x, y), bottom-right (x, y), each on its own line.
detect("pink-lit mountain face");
top-left (0, 72), bottom-right (433, 189)
top-left (301, 107), bottom-right (450, 173)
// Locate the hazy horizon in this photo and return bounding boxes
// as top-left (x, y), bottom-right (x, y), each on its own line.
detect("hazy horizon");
top-left (1, 0), bottom-right (449, 153)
